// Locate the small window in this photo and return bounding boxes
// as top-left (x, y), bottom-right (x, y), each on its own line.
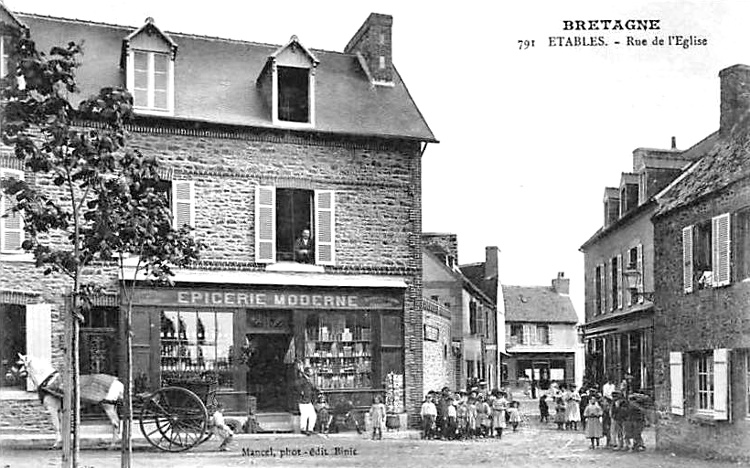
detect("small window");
top-left (276, 188), bottom-right (313, 262)
top-left (510, 324), bottom-right (523, 345)
top-left (1, 36), bottom-right (11, 78)
top-left (627, 247), bottom-right (638, 270)
top-left (131, 50), bottom-right (171, 112)
top-left (536, 324), bottom-right (549, 345)
top-left (469, 301), bottom-right (478, 335)
top-left (694, 351), bottom-right (714, 411)
top-left (278, 66), bottom-right (310, 123)
top-left (0, 304), bottom-right (25, 389)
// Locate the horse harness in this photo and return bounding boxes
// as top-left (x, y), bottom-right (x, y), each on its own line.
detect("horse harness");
top-left (38, 370), bottom-right (63, 403)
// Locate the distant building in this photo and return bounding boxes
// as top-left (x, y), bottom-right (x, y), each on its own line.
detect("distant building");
top-left (653, 64), bottom-right (750, 461)
top-left (422, 235), bottom-right (501, 391)
top-left (502, 273), bottom-right (578, 393)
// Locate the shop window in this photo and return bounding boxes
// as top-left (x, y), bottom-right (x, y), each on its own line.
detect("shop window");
top-left (303, 311), bottom-right (372, 389)
top-left (160, 310), bottom-right (233, 389)
top-left (255, 186), bottom-right (335, 265)
top-left (278, 66), bottom-right (310, 123)
top-left (0, 304), bottom-right (25, 389)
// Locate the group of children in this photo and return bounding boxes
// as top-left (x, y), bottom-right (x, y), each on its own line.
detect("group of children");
top-left (537, 380), bottom-right (649, 452)
top-left (420, 387), bottom-right (522, 440)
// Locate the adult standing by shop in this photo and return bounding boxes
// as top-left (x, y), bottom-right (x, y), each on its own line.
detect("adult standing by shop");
top-left (295, 362), bottom-right (318, 435)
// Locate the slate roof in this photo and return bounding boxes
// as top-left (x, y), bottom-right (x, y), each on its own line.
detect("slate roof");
top-left (16, 13), bottom-right (437, 143)
top-left (502, 285), bottom-right (578, 323)
top-left (459, 263), bottom-right (498, 304)
top-left (656, 131), bottom-right (747, 216)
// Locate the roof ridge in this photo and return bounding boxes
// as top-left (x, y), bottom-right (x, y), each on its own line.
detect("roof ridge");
top-left (17, 11), bottom-right (351, 57)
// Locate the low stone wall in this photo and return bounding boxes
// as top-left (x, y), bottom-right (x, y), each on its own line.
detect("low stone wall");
top-left (0, 396), bottom-right (54, 433)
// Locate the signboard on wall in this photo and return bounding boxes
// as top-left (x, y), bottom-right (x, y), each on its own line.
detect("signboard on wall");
top-left (424, 324), bottom-right (439, 342)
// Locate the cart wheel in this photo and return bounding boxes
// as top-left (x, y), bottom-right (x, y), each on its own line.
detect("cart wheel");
top-left (139, 386), bottom-right (208, 452)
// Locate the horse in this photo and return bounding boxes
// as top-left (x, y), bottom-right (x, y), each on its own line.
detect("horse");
top-left (16, 354), bottom-right (123, 448)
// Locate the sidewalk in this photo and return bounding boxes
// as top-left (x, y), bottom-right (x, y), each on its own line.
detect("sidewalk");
top-left (0, 423), bottom-right (422, 450)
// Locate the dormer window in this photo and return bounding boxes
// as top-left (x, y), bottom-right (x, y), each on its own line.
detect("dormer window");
top-left (123, 18), bottom-right (177, 116)
top-left (257, 36), bottom-right (318, 128)
top-left (1, 36), bottom-right (10, 78)
top-left (278, 66), bottom-right (310, 123)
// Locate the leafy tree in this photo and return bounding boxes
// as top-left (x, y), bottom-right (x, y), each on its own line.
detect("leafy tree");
top-left (1, 35), bottom-right (203, 468)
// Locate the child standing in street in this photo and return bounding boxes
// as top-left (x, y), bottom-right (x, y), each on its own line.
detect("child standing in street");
top-left (584, 397), bottom-right (604, 449)
top-left (491, 392), bottom-right (508, 438)
top-left (554, 398), bottom-right (566, 430)
top-left (539, 394), bottom-right (549, 423)
top-left (507, 400), bottom-right (521, 432)
top-left (370, 395), bottom-right (386, 440)
top-left (420, 393), bottom-right (437, 440)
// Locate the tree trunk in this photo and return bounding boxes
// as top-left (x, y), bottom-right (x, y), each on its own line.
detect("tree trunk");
top-left (72, 312), bottom-right (80, 466)
top-left (62, 297), bottom-right (72, 468)
top-left (121, 289), bottom-right (133, 468)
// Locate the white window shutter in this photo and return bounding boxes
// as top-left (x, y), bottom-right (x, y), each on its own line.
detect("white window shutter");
top-left (636, 244), bottom-right (644, 303)
top-left (713, 348), bottom-right (730, 421)
top-left (617, 254), bottom-right (623, 309)
top-left (682, 226), bottom-right (694, 294)
top-left (712, 214), bottom-right (731, 287)
top-left (607, 261), bottom-right (613, 311)
top-left (26, 303), bottom-right (52, 391)
top-left (669, 351), bottom-right (684, 415)
top-left (314, 190), bottom-right (335, 265)
top-left (171, 180), bottom-right (195, 229)
top-left (255, 185), bottom-right (276, 263)
top-left (1, 168), bottom-right (24, 253)
top-left (599, 264), bottom-right (606, 313)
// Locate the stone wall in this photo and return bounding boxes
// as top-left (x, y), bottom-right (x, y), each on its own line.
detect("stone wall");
top-left (653, 176), bottom-right (750, 462)
top-left (422, 307), bottom-right (452, 395)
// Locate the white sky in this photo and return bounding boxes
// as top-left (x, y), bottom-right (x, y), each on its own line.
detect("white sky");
top-left (9, 0), bottom-right (750, 321)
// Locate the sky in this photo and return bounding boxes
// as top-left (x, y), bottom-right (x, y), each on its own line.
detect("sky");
top-left (8, 0), bottom-right (750, 321)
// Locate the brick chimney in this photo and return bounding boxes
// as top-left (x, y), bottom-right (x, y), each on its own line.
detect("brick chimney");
top-left (484, 246), bottom-right (499, 280)
top-left (719, 64), bottom-right (750, 137)
top-left (345, 13), bottom-right (393, 85)
top-left (552, 272), bottom-right (570, 295)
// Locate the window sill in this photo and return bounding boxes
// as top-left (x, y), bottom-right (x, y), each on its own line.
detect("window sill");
top-left (0, 252), bottom-right (34, 262)
top-left (687, 412), bottom-right (717, 425)
top-left (272, 119), bottom-right (314, 129)
top-left (265, 262), bottom-right (324, 273)
top-left (0, 389), bottom-right (37, 401)
top-left (134, 107), bottom-right (174, 117)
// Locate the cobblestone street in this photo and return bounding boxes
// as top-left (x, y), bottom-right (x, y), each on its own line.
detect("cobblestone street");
top-left (3, 420), bottom-right (747, 468)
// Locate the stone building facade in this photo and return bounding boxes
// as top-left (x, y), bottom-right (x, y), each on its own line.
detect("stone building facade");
top-left (579, 138), bottom-right (710, 395)
top-left (653, 64), bottom-right (750, 461)
top-left (0, 7), bottom-right (436, 432)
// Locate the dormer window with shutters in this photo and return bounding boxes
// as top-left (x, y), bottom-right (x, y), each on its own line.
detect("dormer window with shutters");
top-left (255, 186), bottom-right (334, 266)
top-left (257, 36), bottom-right (319, 128)
top-left (123, 18), bottom-right (177, 116)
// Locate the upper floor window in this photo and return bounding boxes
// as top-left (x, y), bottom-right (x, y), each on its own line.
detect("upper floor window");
top-left (278, 66), bottom-right (310, 123)
top-left (1, 35), bottom-right (11, 78)
top-left (595, 264), bottom-right (604, 314)
top-left (682, 212), bottom-right (735, 293)
top-left (610, 254), bottom-right (622, 310)
top-left (255, 186), bottom-right (334, 265)
top-left (509, 324), bottom-right (523, 345)
top-left (133, 51), bottom-right (170, 112)
top-left (0, 167), bottom-right (24, 253)
top-left (123, 18), bottom-right (177, 116)
top-left (536, 324), bottom-right (549, 345)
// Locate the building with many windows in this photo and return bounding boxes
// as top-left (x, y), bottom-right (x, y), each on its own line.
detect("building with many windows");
top-left (579, 138), bottom-right (709, 395)
top-left (502, 273), bottom-right (579, 393)
top-left (0, 6), bottom-right (436, 432)
top-left (653, 64), bottom-right (750, 461)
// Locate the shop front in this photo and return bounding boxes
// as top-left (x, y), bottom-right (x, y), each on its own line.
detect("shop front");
top-left (126, 285), bottom-right (405, 418)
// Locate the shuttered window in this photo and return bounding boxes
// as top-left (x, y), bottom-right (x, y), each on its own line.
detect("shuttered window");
top-left (616, 254), bottom-right (623, 309)
top-left (682, 226), bottom-right (694, 293)
top-left (636, 244), bottom-right (644, 303)
top-left (713, 348), bottom-right (729, 420)
top-left (255, 186), bottom-right (276, 263)
top-left (599, 263), bottom-right (606, 313)
top-left (0, 168), bottom-right (24, 253)
top-left (314, 190), bottom-right (335, 265)
top-left (669, 351), bottom-right (684, 415)
top-left (171, 180), bottom-right (194, 230)
top-left (712, 213), bottom-right (731, 287)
